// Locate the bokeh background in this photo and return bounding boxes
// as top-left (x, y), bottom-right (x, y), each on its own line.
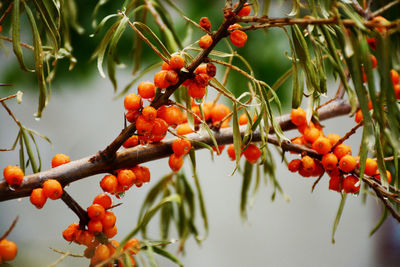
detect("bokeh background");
top-left (1, 1), bottom-right (400, 266)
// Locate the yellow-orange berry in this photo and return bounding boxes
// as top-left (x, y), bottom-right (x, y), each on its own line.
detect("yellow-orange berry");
top-left (0, 239), bottom-right (18, 262)
top-left (169, 154), bottom-right (184, 172)
top-left (123, 135), bottom-right (139, 148)
top-left (327, 133), bottom-right (341, 146)
top-left (229, 30), bottom-right (247, 47)
top-left (312, 137), bottom-right (332, 155)
top-left (102, 211), bottom-right (117, 229)
top-left (88, 219), bottom-right (103, 234)
top-left (288, 159), bottom-right (301, 172)
top-left (172, 138), bottom-right (192, 157)
top-left (154, 70), bottom-right (170, 89)
top-left (210, 103), bottom-right (230, 123)
top-left (303, 127), bottom-right (321, 144)
top-left (42, 179), bottom-right (63, 200)
top-left (30, 188), bottom-right (47, 209)
top-left (138, 81), bottom-right (156, 99)
top-left (343, 175), bottom-right (360, 194)
top-left (188, 82), bottom-right (206, 99)
top-left (169, 55), bottom-right (185, 70)
top-left (103, 225), bottom-right (118, 238)
top-left (333, 144), bottom-right (352, 159)
top-left (243, 144), bottom-right (261, 164)
top-left (364, 158), bottom-right (378, 176)
top-left (321, 153), bottom-right (338, 171)
top-left (52, 154), bottom-right (70, 168)
top-left (117, 169), bottom-right (136, 188)
top-left (290, 108), bottom-right (307, 126)
top-left (234, 3), bottom-right (251, 16)
top-left (338, 155), bottom-right (357, 172)
top-left (62, 223), bottom-right (79, 242)
top-left (100, 174), bottom-right (118, 194)
top-left (301, 156), bottom-right (316, 173)
top-left (88, 204), bottom-right (106, 220)
top-left (123, 238), bottom-right (140, 255)
top-left (3, 165), bottom-right (24, 187)
top-left (93, 193), bottom-right (112, 209)
top-left (176, 123), bottom-right (194, 135)
top-left (199, 17), bottom-right (211, 31)
top-left (142, 106), bottom-right (157, 122)
top-left (355, 109), bottom-right (363, 123)
top-left (124, 93), bottom-right (143, 111)
top-left (199, 34), bottom-right (213, 49)
top-left (94, 244), bottom-right (110, 261)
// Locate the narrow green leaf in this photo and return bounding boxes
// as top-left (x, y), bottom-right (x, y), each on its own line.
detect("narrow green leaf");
top-left (369, 206), bottom-right (388, 236)
top-left (332, 194), bottom-right (347, 244)
top-left (262, 0), bottom-right (271, 16)
top-left (248, 0), bottom-right (259, 16)
top-left (152, 246), bottom-right (183, 267)
top-left (339, 3), bottom-right (366, 30)
top-left (28, 131), bottom-right (42, 172)
top-left (12, 0), bottom-right (32, 72)
top-left (240, 160), bottom-right (253, 219)
top-left (288, 0), bottom-right (301, 16)
top-left (143, 241), bottom-right (157, 267)
top-left (272, 68), bottom-right (292, 92)
top-left (232, 102), bottom-right (242, 169)
top-left (18, 132), bottom-right (25, 173)
top-left (21, 127), bottom-right (38, 173)
top-left (32, 0), bottom-right (60, 50)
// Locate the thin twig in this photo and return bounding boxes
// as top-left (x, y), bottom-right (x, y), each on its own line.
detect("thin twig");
top-left (50, 248), bottom-right (84, 258)
top-left (0, 93), bottom-right (19, 103)
top-left (181, 15), bottom-right (211, 35)
top-left (331, 121), bottom-right (364, 151)
top-left (0, 2), bottom-right (13, 25)
top-left (371, 0), bottom-right (400, 17)
top-left (0, 216), bottom-right (18, 241)
top-left (60, 190), bottom-right (89, 228)
top-left (0, 36), bottom-right (35, 50)
top-left (311, 175), bottom-right (324, 192)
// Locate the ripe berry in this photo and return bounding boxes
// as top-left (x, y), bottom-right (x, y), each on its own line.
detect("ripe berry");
top-left (103, 225), bottom-right (118, 238)
top-left (62, 223), bottom-right (79, 242)
top-left (210, 103), bottom-right (231, 123)
top-left (132, 165), bottom-right (151, 184)
top-left (157, 106), bottom-right (183, 127)
top-left (199, 34), bottom-right (213, 49)
top-left (124, 94), bottom-right (142, 111)
top-left (166, 70), bottom-right (179, 85)
top-left (88, 219), bottom-right (103, 234)
top-left (238, 113), bottom-right (249, 125)
top-left (288, 159), bottom-right (301, 172)
top-left (188, 82), bottom-right (206, 99)
top-left (169, 154), bottom-right (184, 172)
top-left (303, 126), bottom-right (321, 144)
top-left (355, 109), bottom-right (363, 123)
top-left (301, 156), bottom-right (316, 173)
top-left (243, 144), bottom-right (261, 164)
top-left (343, 175), bottom-right (360, 194)
top-left (195, 64), bottom-right (207, 74)
top-left (0, 239), bottom-right (18, 262)
top-left (230, 30), bottom-right (247, 47)
top-left (234, 3), bottom-right (251, 16)
top-left (375, 170), bottom-right (392, 184)
top-left (391, 69), bottom-right (399, 85)
top-left (3, 165), bottom-right (24, 187)
top-left (42, 179), bottom-right (63, 200)
top-left (151, 118), bottom-right (169, 142)
top-left (52, 154), bottom-right (70, 168)
top-left (321, 153), bottom-right (338, 171)
top-left (333, 144), bottom-right (352, 159)
top-left (172, 138), bottom-right (192, 156)
top-left (102, 211), bottom-right (117, 229)
top-left (169, 55), bottom-right (185, 70)
top-left (123, 135), bottom-right (139, 148)
top-left (200, 17), bottom-right (211, 31)
top-left (93, 193), bottom-right (112, 209)
top-left (312, 137), bottom-right (332, 155)
top-left (327, 133), bottom-right (341, 146)
top-left (162, 61), bottom-right (171, 70)
top-left (88, 204), bottom-right (106, 220)
top-left (370, 54), bottom-right (377, 68)
top-left (142, 106), bottom-right (157, 122)
top-left (138, 81), bottom-right (156, 99)
top-left (394, 84), bottom-right (400, 99)
top-left (329, 175), bottom-right (343, 192)
top-left (123, 238), bottom-right (140, 255)
top-left (176, 123), bottom-right (194, 135)
top-left (364, 158), bottom-right (378, 176)
top-left (30, 188), bottom-right (47, 209)
top-left (125, 110), bottom-right (141, 123)
top-left (290, 108), bottom-right (306, 126)
top-left (136, 115), bottom-right (154, 134)
top-left (117, 169), bottom-right (136, 188)
top-left (94, 244), bottom-right (110, 261)
top-left (227, 144), bottom-right (236, 161)
top-left (338, 155), bottom-right (357, 172)
top-left (100, 174), bottom-right (118, 194)
top-left (154, 71), bottom-right (170, 89)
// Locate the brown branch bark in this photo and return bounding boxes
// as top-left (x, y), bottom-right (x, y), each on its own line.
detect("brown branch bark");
top-left (0, 99), bottom-right (351, 202)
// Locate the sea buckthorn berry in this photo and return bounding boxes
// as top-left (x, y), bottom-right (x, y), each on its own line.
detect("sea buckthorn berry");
top-left (312, 162), bottom-right (325, 177)
top-left (3, 165), bottom-right (24, 187)
top-left (52, 154), bottom-right (70, 168)
top-left (312, 137), bottom-right (332, 155)
top-left (195, 64), bottom-right (207, 74)
top-left (30, 188), bottom-right (47, 209)
top-left (124, 238), bottom-right (141, 255)
top-left (132, 165), bottom-right (150, 183)
top-left (291, 136), bottom-right (304, 146)
top-left (95, 244), bottom-right (110, 261)
top-left (0, 239), bottom-right (18, 262)
top-left (124, 93), bottom-right (142, 111)
top-left (327, 133), bottom-right (341, 146)
top-left (62, 223), bottom-right (79, 242)
top-left (288, 159), bottom-right (302, 173)
top-left (151, 118), bottom-right (168, 142)
top-left (394, 84), bottom-right (400, 99)
top-left (172, 138), bottom-right (192, 156)
top-left (199, 34), bottom-right (213, 49)
top-left (376, 170), bottom-right (392, 184)
top-left (93, 193), bottom-right (112, 209)
top-left (100, 174), bottom-right (118, 194)
top-left (391, 69), bottom-right (399, 85)
top-left (355, 109), bottom-right (363, 123)
top-left (176, 123), bottom-right (194, 135)
top-left (200, 17), bottom-right (211, 31)
top-left (188, 82), bottom-right (206, 99)
top-left (161, 61), bottom-right (171, 70)
top-left (142, 106), bottom-right (157, 122)
top-left (298, 165), bottom-right (312, 177)
top-left (370, 54), bottom-right (377, 68)
top-left (169, 154), bottom-right (184, 172)
top-left (290, 107), bottom-right (306, 126)
top-left (123, 135), bottom-right (139, 148)
top-left (81, 231), bottom-right (95, 247)
top-left (333, 144), bottom-right (352, 159)
top-left (206, 63), bottom-right (217, 77)
top-left (321, 153), bottom-right (338, 171)
top-left (238, 113), bottom-right (249, 125)
top-left (301, 156), bottom-right (316, 173)
top-left (364, 158), bottom-right (378, 176)
top-left (84, 247), bottom-right (95, 259)
top-left (243, 144), bottom-right (261, 164)
top-left (102, 211), bottom-right (117, 229)
top-left (329, 175), bottom-right (343, 192)
top-left (298, 121), bottom-right (314, 134)
top-left (88, 219), bottom-right (103, 234)
top-left (339, 155), bottom-right (357, 172)
top-left (343, 175), bottom-right (360, 194)
top-left (42, 179), bottom-right (63, 200)
top-left (303, 126), bottom-right (321, 144)
top-left (166, 70), bottom-right (179, 85)
top-left (234, 2), bottom-right (251, 16)
top-left (169, 55), bottom-right (185, 70)
top-left (194, 73), bottom-right (210, 87)
top-left (136, 115), bottom-right (154, 133)
top-left (211, 103), bottom-right (231, 123)
top-left (137, 81), bottom-right (156, 99)
top-left (125, 110), bottom-right (141, 123)
top-left (117, 169), bottom-right (136, 188)
top-left (367, 37), bottom-right (377, 50)
top-left (227, 144), bottom-right (236, 161)
top-left (88, 204), bottom-right (106, 220)
top-left (103, 225), bottom-right (118, 238)
top-left (372, 16), bottom-right (389, 33)
top-left (154, 70), bottom-right (170, 89)
top-left (157, 106), bottom-right (183, 127)
top-left (230, 30), bottom-right (247, 47)
top-left (107, 240), bottom-right (120, 256)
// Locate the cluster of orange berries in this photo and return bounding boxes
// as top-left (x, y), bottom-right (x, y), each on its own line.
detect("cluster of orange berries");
top-left (0, 239), bottom-right (18, 264)
top-left (288, 107), bottom-right (391, 194)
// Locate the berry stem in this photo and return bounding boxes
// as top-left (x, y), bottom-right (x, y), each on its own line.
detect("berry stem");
top-left (60, 190), bottom-right (89, 228)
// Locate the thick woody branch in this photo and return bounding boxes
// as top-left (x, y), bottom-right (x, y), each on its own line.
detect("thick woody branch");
top-left (0, 99), bottom-right (351, 202)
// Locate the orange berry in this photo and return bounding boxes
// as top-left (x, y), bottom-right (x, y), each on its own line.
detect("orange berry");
top-left (199, 34), bottom-right (213, 49)
top-left (88, 219), bottom-right (103, 234)
top-left (51, 154), bottom-right (70, 168)
top-left (326, 133), bottom-right (341, 146)
top-left (312, 137), bottom-right (332, 155)
top-left (333, 144), bottom-right (352, 159)
top-left (176, 123), bottom-right (194, 135)
top-left (338, 155), bottom-right (357, 172)
top-left (30, 188), bottom-right (47, 209)
top-left (123, 238), bottom-right (140, 255)
top-left (42, 179), bottom-right (63, 200)
top-left (3, 165), bottom-right (24, 187)
top-left (234, 3), bottom-right (251, 16)
top-left (329, 175), bottom-right (343, 193)
top-left (370, 54), bottom-right (377, 68)
top-left (0, 239), bottom-right (18, 261)
top-left (367, 37), bottom-right (377, 50)
top-left (88, 204), bottom-right (106, 220)
top-left (375, 170), bottom-right (392, 184)
top-left (172, 138), bottom-right (192, 156)
top-left (107, 240), bottom-right (120, 256)
top-left (194, 73), bottom-right (210, 87)
top-left (229, 30), bottom-right (247, 47)
top-left (93, 193), bottom-right (112, 209)
top-left (364, 158), bottom-right (378, 176)
top-left (288, 159), bottom-right (301, 172)
top-left (372, 16), bottom-right (389, 33)
top-left (169, 154), bottom-right (184, 172)
top-left (94, 244), bottom-right (110, 261)
top-left (298, 121), bottom-right (314, 135)
top-left (355, 109), bottom-right (363, 123)
top-left (303, 127), bottom-right (321, 144)
top-left (321, 153), bottom-right (338, 171)
top-left (136, 115), bottom-right (154, 133)
top-left (100, 174), bottom-right (118, 194)
top-left (290, 108), bottom-right (306, 126)
top-left (117, 169), bottom-right (136, 188)
top-left (199, 17), bottom-right (211, 31)
top-left (158, 106), bottom-right (184, 127)
top-left (165, 70), bottom-right (179, 85)
top-left (137, 81), bottom-right (156, 99)
top-left (154, 70), bottom-right (170, 89)
top-left (103, 225), bottom-right (118, 238)
top-left (343, 175), bottom-right (360, 194)
top-left (142, 106), bottom-right (157, 122)
top-left (161, 61), bottom-right (171, 70)
top-left (123, 135), bottom-right (139, 148)
top-left (391, 69), bottom-right (399, 85)
top-left (62, 223), bottom-right (79, 242)
top-left (312, 162), bottom-right (325, 177)
top-left (102, 211), bottom-right (117, 229)
top-left (238, 113), bottom-right (249, 125)
top-left (227, 144), bottom-right (236, 161)
top-left (291, 136), bottom-right (304, 146)
top-left (169, 55), bottom-right (185, 70)
top-left (125, 109), bottom-right (141, 123)
top-left (195, 64), bottom-right (207, 74)
top-left (151, 118), bottom-right (168, 142)
top-left (210, 103), bottom-right (230, 123)
top-left (188, 82), bottom-right (206, 99)
top-left (394, 84), bottom-right (400, 99)
top-left (243, 144), bottom-right (261, 164)
top-left (124, 93), bottom-right (142, 111)
top-left (301, 156), bottom-right (316, 173)
top-left (131, 165), bottom-right (151, 184)
top-left (212, 145), bottom-right (226, 155)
